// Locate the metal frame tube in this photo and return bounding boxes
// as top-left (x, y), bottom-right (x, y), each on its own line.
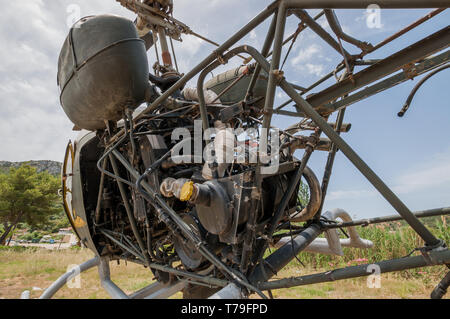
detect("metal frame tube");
top-left (322, 50), bottom-right (450, 115)
top-left (324, 9), bottom-right (372, 51)
top-left (246, 13), bottom-right (277, 99)
top-left (250, 224), bottom-right (323, 285)
top-left (258, 248), bottom-right (450, 290)
top-left (324, 207), bottom-right (450, 229)
top-left (284, 0), bottom-right (450, 9)
top-left (98, 257), bottom-right (129, 299)
top-left (315, 108), bottom-right (346, 218)
top-left (310, 26), bottom-right (450, 114)
top-left (399, 63), bottom-right (450, 117)
top-left (262, 1), bottom-right (287, 132)
top-left (108, 154), bottom-right (151, 266)
top-left (39, 257), bottom-right (100, 299)
top-left (365, 8), bottom-right (446, 56)
top-left (294, 9), bottom-right (350, 58)
top-left (135, 4), bottom-right (276, 120)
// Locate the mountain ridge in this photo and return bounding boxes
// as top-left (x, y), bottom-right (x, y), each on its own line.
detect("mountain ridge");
top-left (0, 160), bottom-right (62, 176)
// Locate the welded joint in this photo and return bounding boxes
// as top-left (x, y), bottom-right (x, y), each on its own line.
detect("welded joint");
top-left (403, 62), bottom-right (418, 79)
top-left (272, 69), bottom-right (285, 84)
top-left (213, 50), bottom-right (228, 65)
top-left (420, 239), bottom-right (447, 265)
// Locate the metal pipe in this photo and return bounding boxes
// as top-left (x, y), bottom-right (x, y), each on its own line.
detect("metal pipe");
top-left (99, 229), bottom-right (144, 261)
top-left (284, 0), bottom-right (450, 9)
top-left (209, 283), bottom-right (244, 299)
top-left (125, 257), bottom-right (229, 289)
top-left (108, 154), bottom-right (151, 266)
top-left (258, 248), bottom-right (450, 290)
top-left (98, 257), bottom-right (129, 299)
top-left (284, 120), bottom-right (351, 134)
top-left (324, 9), bottom-right (373, 52)
top-left (316, 107), bottom-right (346, 218)
top-left (324, 207), bottom-right (450, 229)
top-left (262, 2), bottom-right (287, 133)
top-left (324, 50), bottom-right (450, 115)
top-left (212, 71), bottom-right (247, 104)
top-left (103, 229), bottom-right (229, 288)
top-left (398, 63), bottom-right (450, 117)
top-left (94, 158), bottom-right (107, 225)
top-left (431, 271), bottom-right (450, 299)
top-left (294, 9), bottom-right (351, 58)
top-left (365, 8), bottom-right (446, 56)
top-left (275, 98), bottom-right (293, 111)
top-left (251, 138), bottom-right (319, 267)
top-left (246, 13), bottom-right (277, 99)
top-left (158, 26), bottom-right (172, 66)
top-left (39, 257), bottom-right (100, 299)
top-left (266, 10), bottom-right (325, 58)
top-left (135, 3), bottom-right (276, 120)
top-left (250, 223), bottom-right (323, 285)
top-left (309, 26), bottom-right (450, 114)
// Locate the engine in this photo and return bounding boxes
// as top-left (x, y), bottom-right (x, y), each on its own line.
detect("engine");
top-left (60, 14), bottom-right (323, 298)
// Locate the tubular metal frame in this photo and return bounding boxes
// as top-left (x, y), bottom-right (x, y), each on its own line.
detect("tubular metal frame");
top-left (93, 0), bottom-right (450, 298)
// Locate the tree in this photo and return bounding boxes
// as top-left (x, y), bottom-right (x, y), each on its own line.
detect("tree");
top-left (297, 180), bottom-right (310, 209)
top-left (0, 165), bottom-right (60, 245)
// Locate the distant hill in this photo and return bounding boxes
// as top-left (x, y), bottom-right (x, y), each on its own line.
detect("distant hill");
top-left (0, 160), bottom-right (62, 176)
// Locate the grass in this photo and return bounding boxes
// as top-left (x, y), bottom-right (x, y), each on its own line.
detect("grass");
top-left (0, 216), bottom-right (448, 299)
top-left (290, 216), bottom-right (449, 280)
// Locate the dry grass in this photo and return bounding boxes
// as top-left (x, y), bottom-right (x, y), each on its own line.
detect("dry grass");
top-left (0, 248), bottom-right (156, 299)
top-left (0, 247), bottom-right (447, 299)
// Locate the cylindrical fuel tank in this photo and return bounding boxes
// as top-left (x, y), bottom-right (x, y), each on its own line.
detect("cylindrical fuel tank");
top-left (204, 66), bottom-right (268, 108)
top-left (57, 15), bottom-right (150, 131)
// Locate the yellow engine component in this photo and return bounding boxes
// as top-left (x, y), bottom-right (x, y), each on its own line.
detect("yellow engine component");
top-left (180, 181), bottom-right (194, 202)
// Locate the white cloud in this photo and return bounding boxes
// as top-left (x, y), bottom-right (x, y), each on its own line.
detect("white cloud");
top-left (290, 44), bottom-right (326, 76)
top-left (0, 0), bottom-right (262, 162)
top-left (291, 44), bottom-right (322, 66)
top-left (304, 63), bottom-right (325, 76)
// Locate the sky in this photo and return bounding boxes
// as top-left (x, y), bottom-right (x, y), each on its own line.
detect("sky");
top-left (0, 0), bottom-right (449, 219)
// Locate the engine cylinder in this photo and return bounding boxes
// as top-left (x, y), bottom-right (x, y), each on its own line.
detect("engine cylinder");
top-left (57, 15), bottom-right (150, 131)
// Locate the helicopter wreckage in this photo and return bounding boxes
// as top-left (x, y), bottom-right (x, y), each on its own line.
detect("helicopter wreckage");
top-left (29, 0), bottom-right (450, 299)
